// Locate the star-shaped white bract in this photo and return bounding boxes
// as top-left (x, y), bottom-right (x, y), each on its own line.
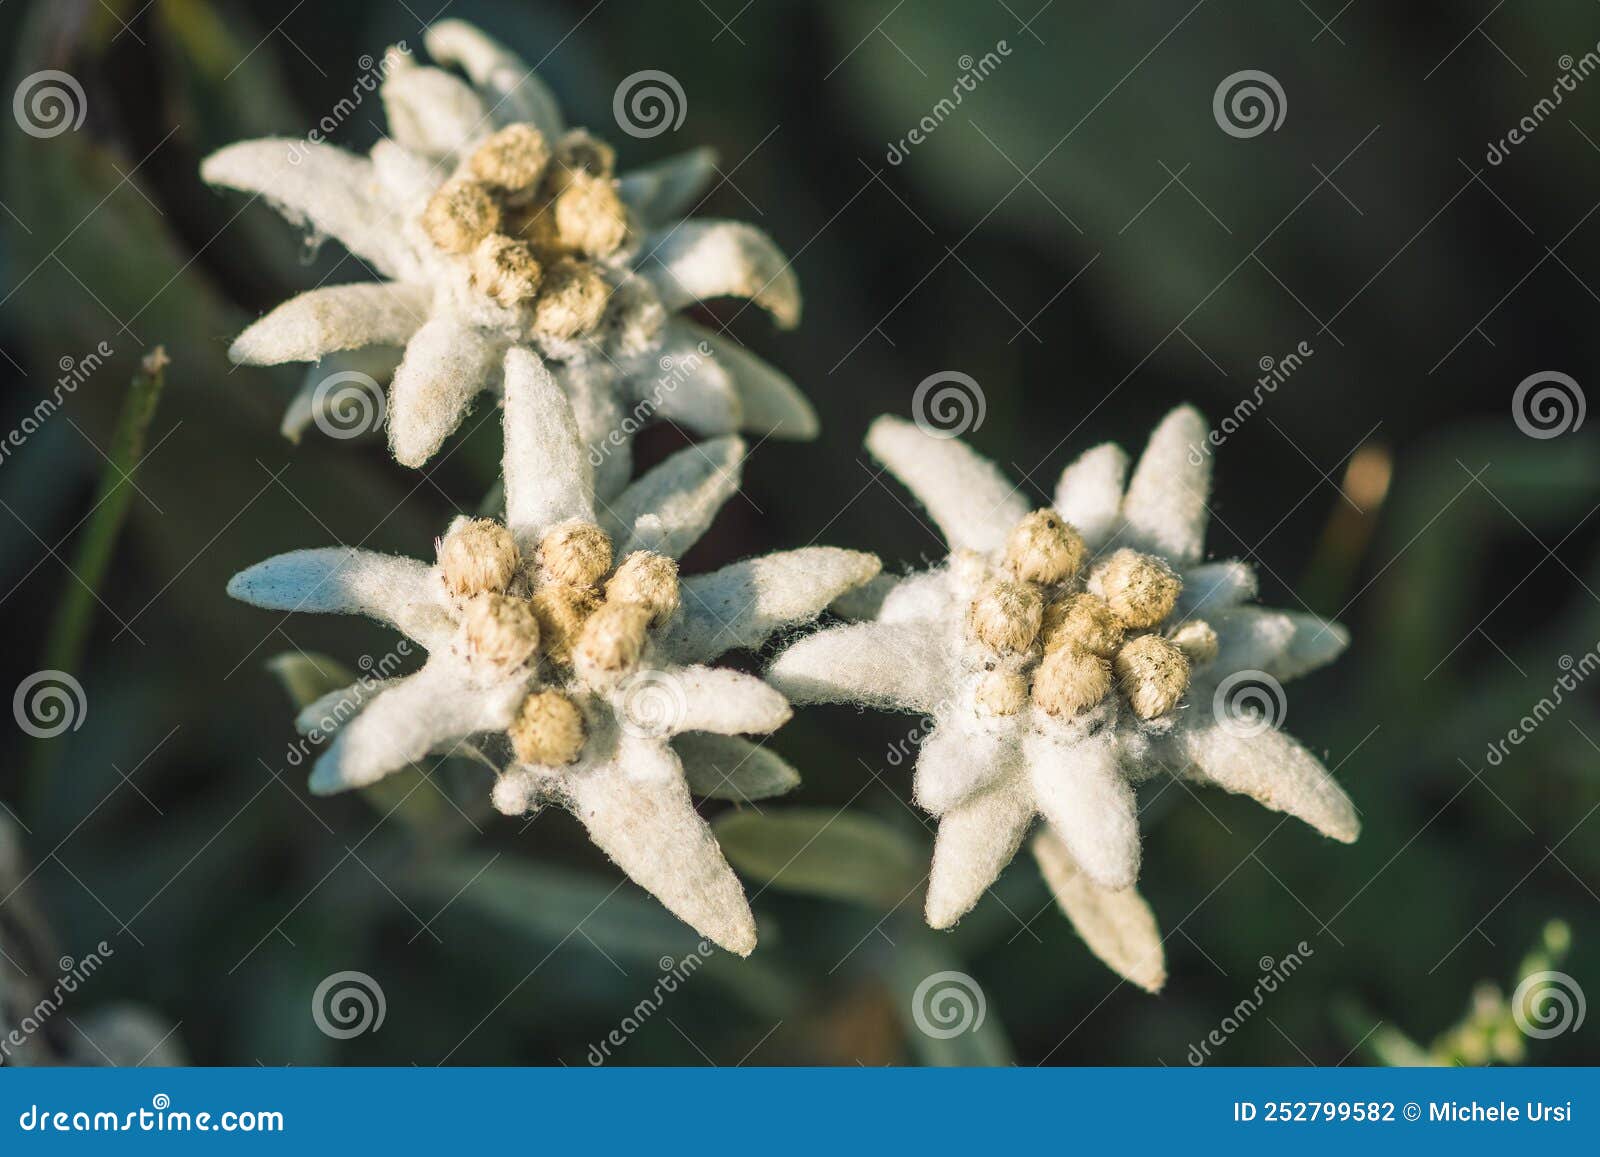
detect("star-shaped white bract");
top-left (768, 407), bottom-right (1358, 965)
top-left (203, 19), bottom-right (814, 498)
top-left (227, 350), bottom-right (878, 955)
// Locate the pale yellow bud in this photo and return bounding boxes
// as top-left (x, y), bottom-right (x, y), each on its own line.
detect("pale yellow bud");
top-left (1004, 509), bottom-right (1086, 585)
top-left (1042, 592), bottom-right (1124, 658)
top-left (532, 259), bottom-right (609, 341)
top-left (974, 669), bottom-right (1028, 717)
top-left (420, 179), bottom-right (500, 254)
top-left (605, 551), bottom-right (681, 626)
top-left (509, 689), bottom-right (586, 766)
top-left (539, 520), bottom-right (613, 589)
top-left (551, 129), bottom-right (616, 183)
top-left (438, 518), bottom-right (519, 597)
top-left (966, 578), bottom-right (1044, 654)
top-left (1091, 548), bottom-right (1182, 629)
top-left (469, 234), bottom-right (543, 307)
top-left (1113, 633), bottom-right (1191, 720)
top-left (1033, 646), bottom-right (1112, 719)
top-left (468, 124), bottom-right (550, 198)
top-left (459, 593), bottom-right (540, 670)
top-left (552, 171), bottom-right (628, 259)
top-left (530, 585), bottom-right (601, 668)
top-left (574, 601), bottom-right (652, 678)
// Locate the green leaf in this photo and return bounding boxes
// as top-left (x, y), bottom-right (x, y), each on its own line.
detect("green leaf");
top-left (39, 349), bottom-right (167, 676)
top-left (406, 854), bottom-right (708, 962)
top-left (886, 932), bottom-right (1015, 1067)
top-left (713, 807), bottom-right (922, 909)
top-left (266, 652), bottom-right (358, 710)
top-left (27, 349), bottom-right (168, 816)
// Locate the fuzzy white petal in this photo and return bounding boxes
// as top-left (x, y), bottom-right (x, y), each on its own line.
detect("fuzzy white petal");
top-left (663, 548), bottom-right (881, 663)
top-left (371, 139), bottom-right (444, 212)
top-left (833, 569), bottom-right (955, 624)
top-left (201, 140), bottom-right (411, 278)
top-left (424, 20), bottom-right (564, 139)
top-left (640, 221), bottom-right (801, 329)
top-left (673, 733), bottom-right (801, 803)
top-left (618, 148), bottom-right (718, 225)
top-left (866, 416), bottom-right (1028, 554)
top-left (1175, 560), bottom-right (1258, 618)
top-left (696, 326), bottom-right (818, 440)
top-left (766, 621), bottom-right (949, 714)
top-left (558, 361), bottom-right (630, 502)
top-left (1032, 827), bottom-right (1166, 993)
top-left (1121, 405), bottom-right (1212, 564)
top-left (295, 677), bottom-right (399, 737)
top-left (387, 314), bottom-right (502, 467)
top-left (827, 572), bottom-right (896, 621)
top-left (562, 740), bottom-right (757, 955)
top-left (605, 436), bottom-right (744, 559)
top-left (643, 667), bottom-right (792, 736)
top-left (925, 771), bottom-right (1034, 929)
top-left (1272, 613), bottom-right (1350, 680)
top-left (914, 717), bottom-right (1023, 816)
top-left (1209, 607), bottom-right (1299, 675)
top-left (1053, 442), bottom-right (1129, 549)
top-left (308, 661), bottom-right (523, 793)
top-left (380, 60), bottom-right (488, 158)
top-left (282, 347), bottom-right (403, 444)
top-left (1175, 722), bottom-right (1360, 842)
top-left (625, 321), bottom-right (737, 437)
top-left (503, 347), bottom-right (594, 545)
top-left (230, 283), bottom-right (430, 366)
top-left (1024, 725), bottom-right (1139, 890)
top-left (227, 547), bottom-right (449, 647)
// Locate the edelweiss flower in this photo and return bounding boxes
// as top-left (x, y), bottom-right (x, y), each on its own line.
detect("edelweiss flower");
top-left (203, 19), bottom-right (812, 495)
top-left (769, 406), bottom-right (1359, 956)
top-left (228, 350), bottom-right (879, 954)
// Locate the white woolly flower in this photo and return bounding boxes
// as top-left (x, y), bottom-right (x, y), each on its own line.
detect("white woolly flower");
top-left (228, 350), bottom-right (879, 955)
top-left (768, 406), bottom-right (1358, 988)
top-left (203, 19), bottom-right (813, 495)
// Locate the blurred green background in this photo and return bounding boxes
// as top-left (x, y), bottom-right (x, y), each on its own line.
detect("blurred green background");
top-left (1, 0), bottom-right (1597, 1065)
